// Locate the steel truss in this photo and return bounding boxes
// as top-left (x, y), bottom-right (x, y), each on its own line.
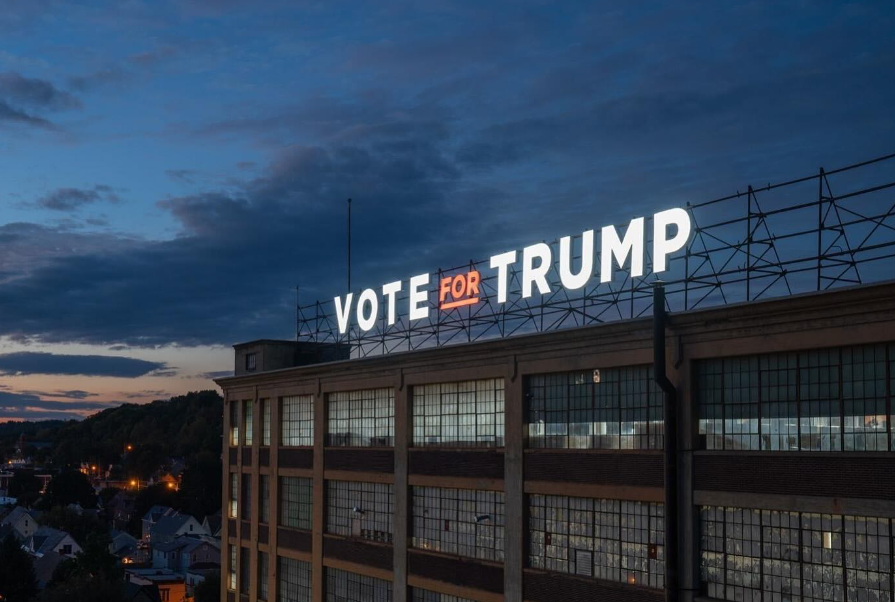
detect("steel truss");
top-left (297, 153), bottom-right (895, 358)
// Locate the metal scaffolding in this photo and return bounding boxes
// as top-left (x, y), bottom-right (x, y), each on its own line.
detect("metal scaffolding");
top-left (297, 153), bottom-right (895, 358)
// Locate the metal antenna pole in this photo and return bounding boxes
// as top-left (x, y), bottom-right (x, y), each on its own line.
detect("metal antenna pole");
top-left (347, 198), bottom-right (352, 293)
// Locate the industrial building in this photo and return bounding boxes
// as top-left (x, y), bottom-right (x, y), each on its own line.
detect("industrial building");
top-left (217, 279), bottom-right (895, 602)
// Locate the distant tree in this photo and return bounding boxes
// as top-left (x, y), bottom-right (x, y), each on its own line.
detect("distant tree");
top-left (97, 487), bottom-right (120, 509)
top-left (177, 450), bottom-right (222, 518)
top-left (38, 572), bottom-right (125, 602)
top-left (43, 533), bottom-right (123, 602)
top-left (39, 506), bottom-right (106, 544)
top-left (0, 532), bottom-right (38, 602)
top-left (194, 571), bottom-right (220, 602)
top-left (41, 471), bottom-right (97, 509)
top-left (126, 483), bottom-right (176, 538)
top-left (8, 470), bottom-right (39, 499)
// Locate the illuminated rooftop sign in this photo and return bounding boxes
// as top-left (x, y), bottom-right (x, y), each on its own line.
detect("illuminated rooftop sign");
top-left (334, 208), bottom-right (691, 334)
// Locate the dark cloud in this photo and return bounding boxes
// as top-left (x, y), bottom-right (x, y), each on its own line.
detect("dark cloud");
top-left (0, 352), bottom-right (168, 378)
top-left (0, 71), bottom-right (80, 130)
top-left (0, 100), bottom-right (54, 129)
top-left (0, 71), bottom-right (80, 110)
top-left (0, 390), bottom-right (118, 421)
top-left (67, 67), bottom-right (128, 92)
top-left (19, 389), bottom-right (99, 399)
top-left (35, 185), bottom-right (121, 212)
top-left (165, 169), bottom-right (198, 184)
top-left (199, 370), bottom-right (233, 379)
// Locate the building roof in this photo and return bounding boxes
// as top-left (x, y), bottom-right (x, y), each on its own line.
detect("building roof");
top-left (202, 513), bottom-right (222, 535)
top-left (142, 505), bottom-right (174, 523)
top-left (152, 538), bottom-right (192, 553)
top-left (150, 513), bottom-right (195, 537)
top-left (32, 551), bottom-right (63, 587)
top-left (1, 506), bottom-right (38, 527)
top-left (124, 581), bottom-right (162, 602)
top-left (30, 526), bottom-right (75, 556)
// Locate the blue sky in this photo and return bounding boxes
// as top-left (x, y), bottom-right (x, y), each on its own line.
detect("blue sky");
top-left (0, 0), bottom-right (892, 420)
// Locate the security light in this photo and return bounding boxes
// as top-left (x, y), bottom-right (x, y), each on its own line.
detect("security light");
top-left (353, 506), bottom-right (365, 515)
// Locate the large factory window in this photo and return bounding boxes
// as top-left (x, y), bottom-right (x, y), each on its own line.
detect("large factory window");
top-left (411, 486), bottom-right (505, 562)
top-left (412, 379), bottom-right (505, 447)
top-left (278, 556), bottom-right (312, 602)
top-left (326, 480), bottom-right (394, 543)
top-left (697, 344), bottom-right (892, 451)
top-left (281, 395), bottom-right (314, 447)
top-left (325, 567), bottom-right (393, 602)
top-left (528, 494), bottom-right (665, 589)
top-left (700, 506), bottom-right (892, 602)
top-left (261, 398), bottom-right (271, 446)
top-left (244, 400), bottom-right (254, 446)
top-left (327, 389), bottom-right (394, 447)
top-left (526, 366), bottom-right (664, 449)
top-left (229, 400), bottom-right (239, 446)
top-left (279, 476), bottom-right (312, 530)
top-left (258, 551), bottom-right (269, 601)
top-left (229, 472), bottom-right (238, 518)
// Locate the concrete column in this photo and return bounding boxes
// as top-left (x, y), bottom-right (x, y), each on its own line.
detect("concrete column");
top-left (393, 374), bottom-right (409, 602)
top-left (504, 360), bottom-right (524, 601)
top-left (221, 394), bottom-right (231, 602)
top-left (312, 388), bottom-right (326, 602)
top-left (250, 388), bottom-right (259, 602)
top-left (675, 348), bottom-right (699, 602)
top-left (269, 395), bottom-right (280, 602)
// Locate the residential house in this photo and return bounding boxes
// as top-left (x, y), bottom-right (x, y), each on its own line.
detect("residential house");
top-left (152, 536), bottom-right (219, 573)
top-left (201, 512), bottom-right (222, 538)
top-left (141, 505), bottom-right (175, 541)
top-left (126, 568), bottom-right (187, 602)
top-left (25, 526), bottom-right (82, 558)
top-left (105, 490), bottom-right (136, 530)
top-left (110, 528), bottom-right (146, 565)
top-left (1, 506), bottom-right (40, 539)
top-left (124, 582), bottom-right (162, 602)
top-left (149, 513), bottom-right (206, 546)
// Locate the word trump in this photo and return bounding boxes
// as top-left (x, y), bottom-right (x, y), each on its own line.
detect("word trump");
top-left (334, 207), bottom-right (691, 334)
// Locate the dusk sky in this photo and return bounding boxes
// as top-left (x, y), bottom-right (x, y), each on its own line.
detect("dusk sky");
top-left (0, 1), bottom-right (893, 421)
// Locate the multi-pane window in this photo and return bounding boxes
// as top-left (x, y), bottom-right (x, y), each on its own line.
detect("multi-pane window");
top-left (244, 400), bottom-right (254, 446)
top-left (278, 556), bottom-right (311, 602)
top-left (698, 344), bottom-right (893, 451)
top-left (282, 395), bottom-right (314, 447)
top-left (700, 506), bottom-right (893, 602)
top-left (413, 379), bottom-right (505, 447)
top-left (229, 473), bottom-right (238, 518)
top-left (279, 477), bottom-right (312, 530)
top-left (327, 389), bottom-right (395, 447)
top-left (261, 399), bottom-right (271, 446)
top-left (242, 474), bottom-right (252, 520)
top-left (228, 545), bottom-right (237, 590)
top-left (326, 568), bottom-right (393, 602)
top-left (240, 547), bottom-right (250, 594)
top-left (529, 494), bottom-right (665, 589)
top-left (527, 367), bottom-right (664, 449)
top-left (327, 481), bottom-right (394, 543)
top-left (260, 475), bottom-right (270, 524)
top-left (246, 352), bottom-right (256, 371)
top-left (258, 551), bottom-right (269, 601)
top-left (230, 401), bottom-right (240, 446)
top-left (412, 487), bottom-right (505, 562)
top-left (411, 589), bottom-right (477, 602)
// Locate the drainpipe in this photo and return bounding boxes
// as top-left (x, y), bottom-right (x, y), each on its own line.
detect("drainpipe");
top-left (654, 281), bottom-right (679, 602)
